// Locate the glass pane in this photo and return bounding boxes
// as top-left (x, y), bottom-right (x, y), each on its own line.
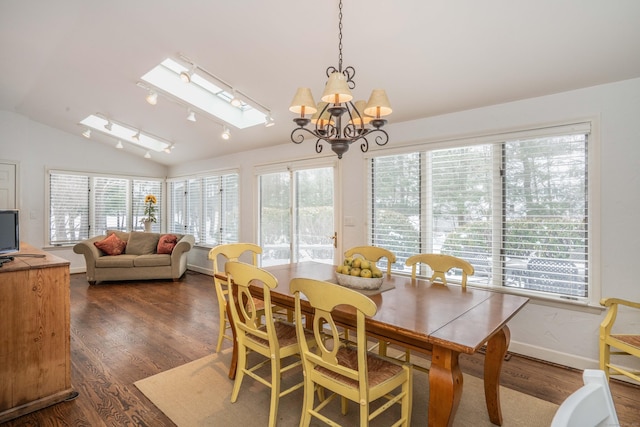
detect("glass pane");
top-left (50, 173), bottom-right (89, 244)
top-left (432, 146), bottom-right (494, 283)
top-left (503, 134), bottom-right (588, 297)
top-left (94, 177), bottom-right (128, 234)
top-left (260, 172), bottom-right (290, 266)
top-left (369, 153), bottom-right (422, 273)
top-left (294, 167), bottom-right (334, 264)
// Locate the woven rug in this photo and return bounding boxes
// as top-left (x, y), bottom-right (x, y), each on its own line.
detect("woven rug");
top-left (135, 349), bottom-right (558, 426)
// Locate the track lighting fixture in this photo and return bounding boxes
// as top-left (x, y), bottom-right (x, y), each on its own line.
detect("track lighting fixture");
top-left (144, 151), bottom-right (151, 159)
top-left (180, 65), bottom-right (196, 83)
top-left (82, 128), bottom-right (91, 138)
top-left (230, 90), bottom-right (242, 108)
top-left (221, 126), bottom-right (231, 140)
top-left (186, 109), bottom-right (196, 122)
top-left (146, 90), bottom-right (158, 105)
top-left (265, 114), bottom-right (275, 128)
top-left (80, 114), bottom-right (173, 156)
top-left (163, 144), bottom-right (176, 154)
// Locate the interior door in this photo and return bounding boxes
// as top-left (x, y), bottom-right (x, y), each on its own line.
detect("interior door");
top-left (258, 160), bottom-right (338, 266)
top-left (0, 162), bottom-right (17, 209)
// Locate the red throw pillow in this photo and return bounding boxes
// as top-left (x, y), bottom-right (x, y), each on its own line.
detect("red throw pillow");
top-left (94, 232), bottom-right (127, 256)
top-left (157, 234), bottom-right (178, 254)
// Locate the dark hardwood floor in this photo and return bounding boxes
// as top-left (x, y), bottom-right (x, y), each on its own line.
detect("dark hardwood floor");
top-left (3, 271), bottom-right (639, 426)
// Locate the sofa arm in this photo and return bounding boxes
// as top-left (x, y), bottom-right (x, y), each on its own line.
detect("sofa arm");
top-left (171, 234), bottom-right (195, 279)
top-left (73, 235), bottom-right (106, 283)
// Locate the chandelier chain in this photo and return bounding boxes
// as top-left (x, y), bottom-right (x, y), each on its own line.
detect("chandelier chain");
top-left (338, 0), bottom-right (343, 73)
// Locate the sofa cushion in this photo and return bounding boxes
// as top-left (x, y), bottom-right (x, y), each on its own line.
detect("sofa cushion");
top-left (106, 229), bottom-right (131, 243)
top-left (134, 254), bottom-right (171, 267)
top-left (125, 231), bottom-right (160, 255)
top-left (95, 254), bottom-right (137, 268)
top-left (94, 232), bottom-right (127, 256)
top-left (157, 234), bottom-right (178, 254)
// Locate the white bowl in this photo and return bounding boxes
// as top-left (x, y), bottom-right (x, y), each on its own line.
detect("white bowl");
top-left (335, 272), bottom-right (383, 290)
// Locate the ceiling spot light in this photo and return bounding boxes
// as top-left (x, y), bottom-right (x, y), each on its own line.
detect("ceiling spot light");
top-left (180, 65), bottom-right (196, 83)
top-left (163, 144), bottom-right (176, 154)
top-left (115, 140), bottom-right (123, 149)
top-left (289, 0), bottom-right (391, 159)
top-left (144, 151), bottom-right (151, 159)
top-left (104, 120), bottom-right (113, 131)
top-left (230, 90), bottom-right (242, 108)
top-left (186, 109), bottom-right (196, 122)
top-left (146, 90), bottom-right (158, 105)
top-left (265, 114), bottom-right (275, 128)
top-left (82, 128), bottom-right (91, 138)
top-left (221, 126), bottom-right (231, 140)
top-left (132, 130), bottom-right (141, 141)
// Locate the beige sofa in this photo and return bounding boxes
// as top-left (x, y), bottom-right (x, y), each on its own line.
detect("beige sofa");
top-left (73, 230), bottom-right (194, 285)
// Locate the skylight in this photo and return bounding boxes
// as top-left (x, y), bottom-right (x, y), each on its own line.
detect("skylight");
top-left (141, 58), bottom-right (267, 129)
top-left (79, 115), bottom-right (171, 152)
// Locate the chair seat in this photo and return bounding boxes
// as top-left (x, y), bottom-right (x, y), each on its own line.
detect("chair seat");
top-left (248, 321), bottom-right (303, 348)
top-left (610, 334), bottom-right (640, 349)
top-left (316, 346), bottom-right (404, 389)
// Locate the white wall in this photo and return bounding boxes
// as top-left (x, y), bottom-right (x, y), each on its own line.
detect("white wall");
top-left (0, 110), bottom-right (167, 268)
top-left (2, 77), bottom-right (639, 373)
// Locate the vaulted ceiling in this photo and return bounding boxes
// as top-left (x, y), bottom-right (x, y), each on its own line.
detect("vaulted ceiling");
top-left (2, 1), bottom-right (640, 166)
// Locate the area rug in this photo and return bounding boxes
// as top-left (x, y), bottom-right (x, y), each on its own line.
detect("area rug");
top-left (135, 349), bottom-right (558, 426)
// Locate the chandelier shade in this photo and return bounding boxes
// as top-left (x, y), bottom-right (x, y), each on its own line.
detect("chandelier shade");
top-left (364, 89), bottom-right (392, 118)
top-left (290, 0), bottom-right (391, 159)
top-left (321, 72), bottom-right (353, 104)
top-left (289, 88), bottom-right (317, 116)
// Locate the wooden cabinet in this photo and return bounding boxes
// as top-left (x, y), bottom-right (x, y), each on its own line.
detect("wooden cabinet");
top-left (0, 243), bottom-right (76, 423)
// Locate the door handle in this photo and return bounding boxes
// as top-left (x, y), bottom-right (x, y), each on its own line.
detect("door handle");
top-left (330, 231), bottom-right (337, 249)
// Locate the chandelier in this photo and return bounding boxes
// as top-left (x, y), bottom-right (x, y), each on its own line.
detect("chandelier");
top-left (289, 0), bottom-right (392, 159)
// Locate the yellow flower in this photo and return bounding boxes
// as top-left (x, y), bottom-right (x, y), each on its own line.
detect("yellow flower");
top-left (141, 194), bottom-right (157, 224)
top-left (144, 194), bottom-right (157, 204)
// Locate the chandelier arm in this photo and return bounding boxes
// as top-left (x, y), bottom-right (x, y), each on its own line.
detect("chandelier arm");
top-left (359, 137), bottom-right (370, 154)
top-left (315, 139), bottom-right (324, 154)
top-left (291, 127), bottom-right (321, 144)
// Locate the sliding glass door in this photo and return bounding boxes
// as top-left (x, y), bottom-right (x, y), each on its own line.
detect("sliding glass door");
top-left (258, 159), bottom-right (338, 266)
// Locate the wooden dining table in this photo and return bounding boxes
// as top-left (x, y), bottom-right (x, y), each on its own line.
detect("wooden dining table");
top-left (220, 261), bottom-right (529, 427)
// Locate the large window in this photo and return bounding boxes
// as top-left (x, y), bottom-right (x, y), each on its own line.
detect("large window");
top-left (367, 122), bottom-right (594, 303)
top-left (167, 171), bottom-right (239, 246)
top-left (48, 170), bottom-right (162, 244)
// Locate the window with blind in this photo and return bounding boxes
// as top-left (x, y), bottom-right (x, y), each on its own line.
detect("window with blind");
top-left (167, 171), bottom-right (239, 246)
top-left (367, 122), bottom-right (593, 302)
top-left (48, 171), bottom-right (162, 245)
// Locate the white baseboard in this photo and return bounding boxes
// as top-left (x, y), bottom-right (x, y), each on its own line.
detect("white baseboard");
top-left (509, 340), bottom-right (598, 370)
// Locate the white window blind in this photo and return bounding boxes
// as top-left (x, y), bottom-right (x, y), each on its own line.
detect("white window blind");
top-left (50, 173), bottom-right (89, 244)
top-left (132, 179), bottom-right (163, 233)
top-left (49, 171), bottom-right (163, 244)
top-left (167, 171), bottom-right (239, 245)
top-left (367, 124), bottom-right (591, 301)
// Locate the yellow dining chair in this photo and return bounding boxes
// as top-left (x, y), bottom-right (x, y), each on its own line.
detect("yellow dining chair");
top-left (208, 243), bottom-right (264, 353)
top-left (405, 253), bottom-right (475, 289)
top-left (226, 261), bottom-right (314, 427)
top-left (290, 277), bottom-right (412, 427)
top-left (599, 297), bottom-right (640, 383)
top-left (344, 245), bottom-right (397, 355)
top-left (344, 245), bottom-right (397, 277)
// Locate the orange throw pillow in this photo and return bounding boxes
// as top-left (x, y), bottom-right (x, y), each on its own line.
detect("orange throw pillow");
top-left (157, 234), bottom-right (178, 254)
top-left (94, 232), bottom-right (127, 256)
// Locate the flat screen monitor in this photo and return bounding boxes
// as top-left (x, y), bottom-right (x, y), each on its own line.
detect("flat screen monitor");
top-left (0, 210), bottom-right (19, 255)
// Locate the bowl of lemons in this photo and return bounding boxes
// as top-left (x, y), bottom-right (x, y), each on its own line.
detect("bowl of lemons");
top-left (335, 257), bottom-right (384, 290)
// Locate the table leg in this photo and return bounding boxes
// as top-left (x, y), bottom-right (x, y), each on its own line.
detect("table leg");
top-left (429, 345), bottom-right (463, 427)
top-left (483, 325), bottom-right (510, 426)
top-left (227, 300), bottom-right (238, 380)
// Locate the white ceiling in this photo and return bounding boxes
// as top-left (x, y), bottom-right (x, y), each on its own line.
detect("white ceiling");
top-left (2, 1), bottom-right (640, 166)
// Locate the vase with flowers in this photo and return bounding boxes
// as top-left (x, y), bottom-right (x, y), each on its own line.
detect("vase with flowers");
top-left (140, 194), bottom-right (157, 232)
